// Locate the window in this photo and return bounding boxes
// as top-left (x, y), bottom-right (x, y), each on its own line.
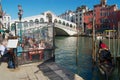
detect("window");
top-left (59, 20), bottom-right (61, 24)
top-left (79, 17), bottom-right (82, 21)
top-left (8, 17), bottom-right (10, 21)
top-left (79, 14), bottom-right (82, 16)
top-left (40, 18), bottom-right (44, 23)
top-left (66, 23), bottom-right (69, 26)
top-left (4, 17), bottom-right (6, 21)
top-left (24, 21), bottom-right (28, 27)
top-left (89, 18), bottom-right (92, 22)
top-left (54, 19), bottom-right (57, 23)
top-left (29, 20), bottom-right (34, 26)
top-left (100, 13), bottom-right (102, 16)
top-left (79, 22), bottom-right (82, 25)
top-left (70, 24), bottom-right (72, 27)
top-left (35, 19), bottom-right (39, 24)
top-left (94, 14), bottom-right (96, 16)
top-left (62, 21), bottom-right (65, 25)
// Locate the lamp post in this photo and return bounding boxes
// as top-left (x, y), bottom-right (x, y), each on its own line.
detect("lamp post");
top-left (18, 5), bottom-right (23, 42)
top-left (92, 15), bottom-right (96, 63)
top-left (0, 0), bottom-right (3, 42)
top-left (0, 0), bottom-right (3, 24)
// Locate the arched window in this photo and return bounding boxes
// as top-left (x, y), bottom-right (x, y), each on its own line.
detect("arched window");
top-left (8, 17), bottom-right (10, 21)
top-left (59, 20), bottom-right (61, 24)
top-left (62, 21), bottom-right (65, 25)
top-left (29, 20), bottom-right (34, 26)
top-left (70, 24), bottom-right (72, 27)
top-left (54, 19), bottom-right (57, 23)
top-left (24, 21), bottom-right (28, 28)
top-left (35, 19), bottom-right (39, 24)
top-left (66, 23), bottom-right (69, 26)
top-left (40, 18), bottom-right (44, 23)
top-left (46, 13), bottom-right (52, 23)
top-left (4, 17), bottom-right (6, 21)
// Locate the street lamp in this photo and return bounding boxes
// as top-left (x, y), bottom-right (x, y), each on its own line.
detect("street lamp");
top-left (18, 5), bottom-right (23, 22)
top-left (0, 0), bottom-right (3, 42)
top-left (0, 0), bottom-right (3, 31)
top-left (18, 5), bottom-right (23, 42)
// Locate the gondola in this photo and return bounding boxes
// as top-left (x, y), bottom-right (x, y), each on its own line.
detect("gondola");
top-left (96, 49), bottom-right (115, 77)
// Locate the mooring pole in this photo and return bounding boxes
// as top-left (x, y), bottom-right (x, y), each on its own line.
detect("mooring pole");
top-left (92, 16), bottom-right (96, 62)
top-left (76, 27), bottom-right (79, 66)
top-left (52, 23), bottom-right (55, 61)
top-left (117, 22), bottom-right (120, 57)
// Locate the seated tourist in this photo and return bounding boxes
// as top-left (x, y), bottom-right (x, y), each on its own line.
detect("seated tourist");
top-left (38, 39), bottom-right (46, 49)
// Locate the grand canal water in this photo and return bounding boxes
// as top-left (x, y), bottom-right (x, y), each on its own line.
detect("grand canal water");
top-left (55, 36), bottom-right (120, 80)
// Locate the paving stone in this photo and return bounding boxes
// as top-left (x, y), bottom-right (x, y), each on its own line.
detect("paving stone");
top-left (54, 70), bottom-right (68, 78)
top-left (50, 76), bottom-right (63, 80)
top-left (44, 71), bottom-right (59, 78)
top-left (48, 64), bottom-right (60, 71)
top-left (0, 62), bottom-right (84, 80)
top-left (62, 77), bottom-right (70, 80)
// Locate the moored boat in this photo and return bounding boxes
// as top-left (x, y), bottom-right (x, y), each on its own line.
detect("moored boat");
top-left (96, 49), bottom-right (115, 77)
top-left (103, 30), bottom-right (117, 39)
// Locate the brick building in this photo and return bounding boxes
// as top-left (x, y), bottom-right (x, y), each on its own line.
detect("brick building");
top-left (94, 4), bottom-right (118, 31)
top-left (84, 10), bottom-right (93, 33)
top-left (84, 0), bottom-right (120, 33)
top-left (116, 10), bottom-right (120, 26)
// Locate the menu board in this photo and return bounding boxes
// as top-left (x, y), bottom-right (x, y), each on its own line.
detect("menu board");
top-left (7, 39), bottom-right (18, 48)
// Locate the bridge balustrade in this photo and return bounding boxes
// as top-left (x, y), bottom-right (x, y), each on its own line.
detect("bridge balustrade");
top-left (55, 23), bottom-right (77, 32)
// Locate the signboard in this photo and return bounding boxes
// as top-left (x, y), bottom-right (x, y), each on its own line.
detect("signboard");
top-left (7, 39), bottom-right (18, 48)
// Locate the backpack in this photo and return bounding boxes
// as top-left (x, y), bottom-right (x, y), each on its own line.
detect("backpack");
top-left (8, 58), bottom-right (14, 68)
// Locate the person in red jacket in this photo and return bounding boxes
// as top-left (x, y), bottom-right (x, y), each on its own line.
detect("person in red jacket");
top-left (98, 40), bottom-right (112, 64)
top-left (99, 40), bottom-right (108, 50)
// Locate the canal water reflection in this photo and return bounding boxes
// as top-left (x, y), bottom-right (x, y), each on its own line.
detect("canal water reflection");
top-left (55, 36), bottom-right (120, 80)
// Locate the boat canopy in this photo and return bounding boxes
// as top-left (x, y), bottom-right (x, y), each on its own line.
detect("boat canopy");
top-left (104, 30), bottom-right (116, 32)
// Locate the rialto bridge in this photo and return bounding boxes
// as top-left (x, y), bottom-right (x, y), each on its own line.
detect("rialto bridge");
top-left (10, 11), bottom-right (78, 36)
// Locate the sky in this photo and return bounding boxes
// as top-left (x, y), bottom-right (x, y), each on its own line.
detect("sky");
top-left (1, 0), bottom-right (120, 19)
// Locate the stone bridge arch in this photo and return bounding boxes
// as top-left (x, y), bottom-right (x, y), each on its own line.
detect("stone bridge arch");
top-left (54, 23), bottom-right (77, 36)
top-left (54, 27), bottom-right (69, 36)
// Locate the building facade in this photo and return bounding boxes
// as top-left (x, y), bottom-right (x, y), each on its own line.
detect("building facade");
top-left (83, 0), bottom-right (120, 34)
top-left (58, 10), bottom-right (75, 23)
top-left (75, 5), bottom-right (88, 33)
top-left (94, 1), bottom-right (118, 32)
top-left (3, 14), bottom-right (11, 30)
top-left (59, 5), bottom-right (89, 34)
top-left (84, 10), bottom-right (93, 33)
top-left (116, 10), bottom-right (120, 28)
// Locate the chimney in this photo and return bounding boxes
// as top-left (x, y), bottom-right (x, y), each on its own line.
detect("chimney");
top-left (100, 0), bottom-right (107, 6)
